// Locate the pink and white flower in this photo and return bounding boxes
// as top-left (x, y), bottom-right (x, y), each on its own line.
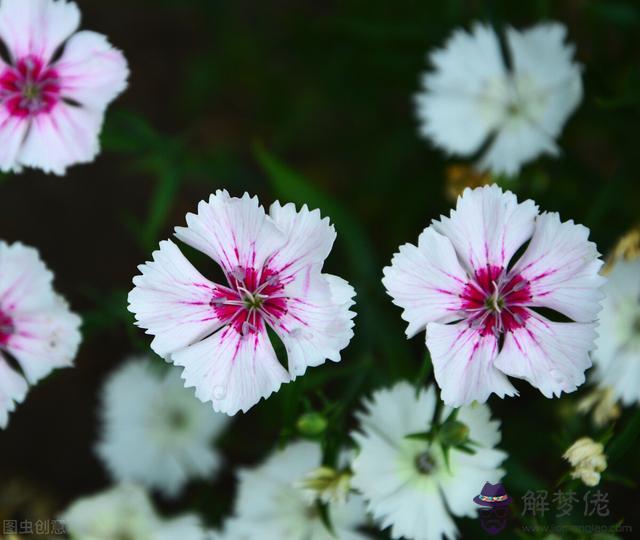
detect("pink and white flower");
top-left (128, 191), bottom-right (356, 416)
top-left (383, 185), bottom-right (605, 407)
top-left (0, 241), bottom-right (82, 428)
top-left (0, 0), bottom-right (129, 175)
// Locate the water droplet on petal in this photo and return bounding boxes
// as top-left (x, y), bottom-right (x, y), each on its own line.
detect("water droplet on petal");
top-left (212, 385), bottom-right (227, 400)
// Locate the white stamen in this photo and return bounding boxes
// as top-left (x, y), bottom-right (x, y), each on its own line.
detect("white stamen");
top-left (490, 281), bottom-right (502, 313)
top-left (242, 321), bottom-right (257, 336)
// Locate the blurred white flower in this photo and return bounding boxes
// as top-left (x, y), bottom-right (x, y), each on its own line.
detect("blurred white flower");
top-left (0, 241), bottom-right (81, 429)
top-left (61, 484), bottom-right (207, 540)
top-left (416, 22), bottom-right (582, 176)
top-left (350, 382), bottom-right (507, 540)
top-left (218, 441), bottom-right (369, 540)
top-left (96, 358), bottom-right (229, 497)
top-left (593, 258), bottom-right (640, 405)
top-left (563, 437), bottom-right (607, 487)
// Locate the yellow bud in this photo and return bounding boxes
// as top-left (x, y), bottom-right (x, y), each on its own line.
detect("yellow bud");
top-left (563, 437), bottom-right (607, 487)
top-left (297, 467), bottom-right (352, 505)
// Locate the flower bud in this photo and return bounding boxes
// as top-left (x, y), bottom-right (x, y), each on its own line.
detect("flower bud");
top-left (563, 437), bottom-right (607, 487)
top-left (296, 412), bottom-right (328, 437)
top-left (297, 466), bottom-right (352, 505)
top-left (563, 437), bottom-right (604, 466)
top-left (438, 419), bottom-right (470, 448)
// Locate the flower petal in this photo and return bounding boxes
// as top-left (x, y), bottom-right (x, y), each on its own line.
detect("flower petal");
top-left (6, 295), bottom-right (81, 384)
top-left (354, 382), bottom-right (437, 443)
top-left (416, 23), bottom-right (507, 156)
top-left (440, 446), bottom-right (506, 517)
top-left (270, 272), bottom-right (355, 378)
top-left (128, 240), bottom-right (226, 358)
top-left (0, 108), bottom-right (29, 173)
top-left (0, 354), bottom-right (28, 429)
top-left (383, 226), bottom-right (469, 337)
top-left (432, 185), bottom-right (538, 274)
top-left (593, 259), bottom-right (640, 405)
top-left (54, 30), bottom-right (129, 110)
top-left (0, 241), bottom-right (54, 309)
top-left (266, 201), bottom-right (336, 279)
top-left (172, 326), bottom-right (290, 415)
top-left (427, 321), bottom-right (517, 406)
top-left (477, 120), bottom-right (559, 177)
top-left (16, 102), bottom-right (104, 175)
top-left (494, 310), bottom-right (596, 398)
top-left (507, 22), bottom-right (582, 140)
top-left (175, 191), bottom-right (286, 275)
top-left (0, 242), bottom-right (81, 385)
top-left (510, 212), bottom-right (605, 322)
top-left (0, 0), bottom-right (80, 63)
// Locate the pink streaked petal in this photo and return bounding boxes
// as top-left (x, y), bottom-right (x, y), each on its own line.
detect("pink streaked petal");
top-left (427, 321), bottom-right (517, 406)
top-left (510, 212), bottom-right (605, 322)
top-left (175, 191), bottom-right (286, 275)
top-left (271, 273), bottom-right (355, 378)
top-left (6, 295), bottom-right (81, 384)
top-left (0, 242), bottom-right (56, 311)
top-left (128, 240), bottom-right (227, 358)
top-left (494, 310), bottom-right (596, 398)
top-left (0, 107), bottom-right (29, 173)
top-left (172, 326), bottom-right (290, 416)
top-left (383, 226), bottom-right (469, 338)
top-left (266, 201), bottom-right (336, 279)
top-left (54, 30), bottom-right (129, 111)
top-left (0, 0), bottom-right (80, 63)
top-left (432, 185), bottom-right (538, 273)
top-left (17, 102), bottom-right (103, 175)
top-left (0, 352), bottom-right (28, 429)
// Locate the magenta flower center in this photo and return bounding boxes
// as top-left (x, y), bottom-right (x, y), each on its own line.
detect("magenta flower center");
top-left (0, 56), bottom-right (61, 117)
top-left (210, 267), bottom-right (288, 336)
top-left (0, 310), bottom-right (15, 346)
top-left (460, 265), bottom-right (532, 337)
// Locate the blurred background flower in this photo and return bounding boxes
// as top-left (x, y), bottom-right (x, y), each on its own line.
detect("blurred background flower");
top-left (95, 357), bottom-right (230, 497)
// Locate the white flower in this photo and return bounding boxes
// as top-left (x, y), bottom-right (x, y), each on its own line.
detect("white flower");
top-left (60, 484), bottom-right (207, 540)
top-left (128, 191), bottom-right (356, 415)
top-left (219, 441), bottom-right (369, 540)
top-left (350, 382), bottom-right (507, 540)
top-left (416, 22), bottom-right (582, 176)
top-left (0, 0), bottom-right (129, 174)
top-left (95, 358), bottom-right (229, 497)
top-left (593, 258), bottom-right (640, 404)
top-left (0, 241), bottom-right (81, 429)
top-left (383, 185), bottom-right (605, 407)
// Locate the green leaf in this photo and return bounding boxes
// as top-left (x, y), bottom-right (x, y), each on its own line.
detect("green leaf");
top-left (254, 143), bottom-right (377, 284)
top-left (607, 407), bottom-right (640, 463)
top-left (404, 431), bottom-right (432, 442)
top-left (414, 350), bottom-right (433, 394)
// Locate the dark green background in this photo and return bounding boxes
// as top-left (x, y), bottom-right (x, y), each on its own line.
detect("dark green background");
top-left (0, 1), bottom-right (638, 538)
